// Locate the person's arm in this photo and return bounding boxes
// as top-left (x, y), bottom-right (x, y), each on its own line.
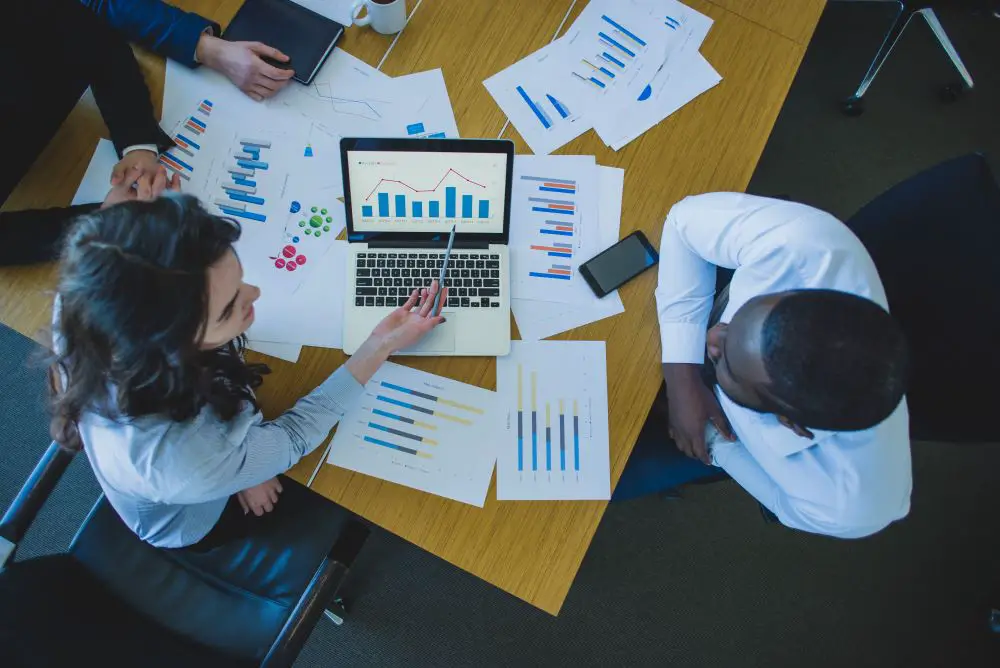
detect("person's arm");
top-left (157, 285), bottom-right (447, 505)
top-left (0, 205), bottom-right (100, 267)
top-left (81, 0), bottom-right (219, 67)
top-left (710, 439), bottom-right (882, 539)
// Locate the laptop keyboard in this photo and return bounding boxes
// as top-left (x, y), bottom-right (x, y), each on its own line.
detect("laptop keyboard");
top-left (354, 252), bottom-right (502, 309)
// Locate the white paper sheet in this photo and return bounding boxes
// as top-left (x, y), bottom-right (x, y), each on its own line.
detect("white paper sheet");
top-left (72, 139), bottom-right (118, 205)
top-left (496, 341), bottom-right (611, 500)
top-left (327, 362), bottom-right (502, 506)
top-left (248, 239), bottom-right (347, 348)
top-left (509, 155), bottom-right (601, 304)
top-left (290, 0), bottom-right (357, 26)
top-left (512, 166), bottom-right (626, 340)
top-left (246, 340), bottom-right (302, 363)
top-left (391, 69), bottom-right (461, 138)
top-left (598, 51), bottom-right (722, 150)
top-left (483, 40), bottom-right (592, 156)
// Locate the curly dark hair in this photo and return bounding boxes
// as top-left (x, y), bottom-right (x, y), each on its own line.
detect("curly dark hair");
top-left (50, 195), bottom-right (269, 446)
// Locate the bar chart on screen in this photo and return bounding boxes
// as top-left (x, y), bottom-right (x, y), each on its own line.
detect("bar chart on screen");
top-left (327, 362), bottom-right (503, 507)
top-left (361, 167), bottom-right (493, 223)
top-left (496, 341), bottom-right (610, 500)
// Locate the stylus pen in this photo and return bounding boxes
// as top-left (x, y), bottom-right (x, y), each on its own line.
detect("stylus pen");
top-left (432, 225), bottom-right (457, 313)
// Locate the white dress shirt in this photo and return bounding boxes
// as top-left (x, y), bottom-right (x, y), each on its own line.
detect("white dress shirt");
top-left (656, 193), bottom-right (912, 538)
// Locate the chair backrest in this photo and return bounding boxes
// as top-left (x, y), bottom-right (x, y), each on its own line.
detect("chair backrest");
top-left (845, 153), bottom-right (1000, 442)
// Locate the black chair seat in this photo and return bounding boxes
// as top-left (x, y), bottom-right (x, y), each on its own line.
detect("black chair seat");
top-left (845, 153), bottom-right (1000, 442)
top-left (0, 554), bottom-right (252, 668)
top-left (68, 476), bottom-right (351, 662)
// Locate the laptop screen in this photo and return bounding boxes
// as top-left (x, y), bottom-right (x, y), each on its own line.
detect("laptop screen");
top-left (346, 150), bottom-right (508, 235)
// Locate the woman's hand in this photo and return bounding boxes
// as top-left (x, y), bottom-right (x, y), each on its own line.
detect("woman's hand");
top-left (101, 164), bottom-right (180, 209)
top-left (345, 281), bottom-right (448, 385)
top-left (237, 477), bottom-right (283, 516)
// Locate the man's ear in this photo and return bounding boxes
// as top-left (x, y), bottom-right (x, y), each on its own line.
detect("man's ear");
top-left (777, 414), bottom-right (815, 440)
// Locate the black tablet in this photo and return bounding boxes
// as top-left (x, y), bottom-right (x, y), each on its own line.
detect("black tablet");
top-left (222, 0), bottom-right (344, 85)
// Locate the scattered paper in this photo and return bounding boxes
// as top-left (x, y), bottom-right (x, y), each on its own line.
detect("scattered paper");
top-left (290, 0), bottom-right (357, 26)
top-left (483, 0), bottom-right (718, 154)
top-left (496, 341), bottom-right (611, 500)
top-left (247, 340), bottom-right (302, 363)
top-left (509, 155), bottom-right (601, 304)
top-left (249, 239), bottom-right (348, 348)
top-left (512, 165), bottom-right (627, 340)
top-left (327, 362), bottom-right (502, 506)
top-left (72, 139), bottom-right (118, 205)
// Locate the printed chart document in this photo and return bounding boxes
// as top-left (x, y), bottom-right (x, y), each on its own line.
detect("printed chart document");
top-left (512, 165), bottom-right (626, 340)
top-left (72, 139), bottom-right (118, 205)
top-left (248, 238), bottom-right (348, 348)
top-left (509, 155), bottom-right (600, 304)
top-left (327, 363), bottom-right (502, 506)
top-left (483, 41), bottom-right (592, 156)
top-left (496, 341), bottom-right (611, 500)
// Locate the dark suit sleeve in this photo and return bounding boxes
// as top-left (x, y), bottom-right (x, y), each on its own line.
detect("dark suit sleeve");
top-left (81, 0), bottom-right (221, 68)
top-left (0, 205), bottom-right (100, 267)
top-left (63, 1), bottom-right (174, 156)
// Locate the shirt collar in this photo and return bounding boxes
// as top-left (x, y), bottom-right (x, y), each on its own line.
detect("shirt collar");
top-left (716, 387), bottom-right (838, 457)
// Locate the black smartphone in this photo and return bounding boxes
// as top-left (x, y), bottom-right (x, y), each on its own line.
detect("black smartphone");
top-left (579, 230), bottom-right (659, 298)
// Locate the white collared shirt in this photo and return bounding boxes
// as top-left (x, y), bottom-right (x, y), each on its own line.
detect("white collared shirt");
top-left (656, 193), bottom-right (911, 538)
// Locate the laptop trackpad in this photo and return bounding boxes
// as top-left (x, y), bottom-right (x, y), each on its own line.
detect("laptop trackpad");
top-left (399, 313), bottom-right (456, 354)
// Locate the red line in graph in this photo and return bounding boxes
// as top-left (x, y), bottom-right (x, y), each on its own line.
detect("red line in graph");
top-left (364, 168), bottom-right (487, 201)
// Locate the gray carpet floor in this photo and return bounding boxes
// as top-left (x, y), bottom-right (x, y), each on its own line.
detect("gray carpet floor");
top-left (2, 2), bottom-right (999, 666)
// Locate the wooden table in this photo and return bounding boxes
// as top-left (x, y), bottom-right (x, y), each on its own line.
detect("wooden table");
top-left (0, 0), bottom-right (824, 615)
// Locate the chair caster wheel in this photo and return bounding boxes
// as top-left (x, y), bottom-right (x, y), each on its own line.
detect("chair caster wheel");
top-left (939, 83), bottom-right (964, 103)
top-left (324, 597), bottom-right (348, 626)
top-left (841, 95), bottom-right (865, 116)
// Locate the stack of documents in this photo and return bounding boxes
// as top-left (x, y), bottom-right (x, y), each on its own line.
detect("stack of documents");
top-left (484, 0), bottom-right (721, 155)
top-left (509, 154), bottom-right (626, 340)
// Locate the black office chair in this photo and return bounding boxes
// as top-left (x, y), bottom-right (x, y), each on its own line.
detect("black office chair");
top-left (0, 441), bottom-right (370, 667)
top-left (844, 153), bottom-right (1000, 442)
top-left (839, 0), bottom-right (991, 115)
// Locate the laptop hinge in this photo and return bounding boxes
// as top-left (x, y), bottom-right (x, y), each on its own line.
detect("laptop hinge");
top-left (365, 240), bottom-right (490, 250)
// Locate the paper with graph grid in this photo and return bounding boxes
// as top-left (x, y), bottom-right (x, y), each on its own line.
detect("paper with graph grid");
top-left (327, 362), bottom-right (502, 506)
top-left (496, 341), bottom-right (611, 500)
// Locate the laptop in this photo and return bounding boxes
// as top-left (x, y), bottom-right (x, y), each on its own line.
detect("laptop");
top-left (341, 137), bottom-right (514, 356)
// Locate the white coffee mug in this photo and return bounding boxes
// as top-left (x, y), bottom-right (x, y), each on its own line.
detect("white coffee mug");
top-left (351, 0), bottom-right (406, 35)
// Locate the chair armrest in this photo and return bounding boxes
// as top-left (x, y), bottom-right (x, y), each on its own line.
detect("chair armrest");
top-left (261, 520), bottom-right (371, 668)
top-left (0, 441), bottom-right (77, 563)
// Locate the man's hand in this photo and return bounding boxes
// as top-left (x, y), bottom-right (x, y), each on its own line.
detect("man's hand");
top-left (111, 149), bottom-right (160, 191)
top-left (237, 477), bottom-right (283, 516)
top-left (102, 164), bottom-right (180, 209)
top-left (662, 363), bottom-right (735, 465)
top-left (196, 35), bottom-right (294, 101)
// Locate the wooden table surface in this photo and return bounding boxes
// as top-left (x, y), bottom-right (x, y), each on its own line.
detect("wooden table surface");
top-left (1, 0), bottom-right (824, 615)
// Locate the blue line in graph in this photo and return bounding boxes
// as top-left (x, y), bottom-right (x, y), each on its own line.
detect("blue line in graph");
top-left (237, 159), bottom-right (269, 170)
top-left (599, 67), bottom-right (616, 78)
top-left (600, 14), bottom-right (647, 46)
top-left (363, 435), bottom-right (418, 456)
top-left (162, 152), bottom-right (192, 171)
top-left (176, 134), bottom-right (200, 150)
top-left (218, 206), bottom-right (266, 222)
top-left (530, 272), bottom-right (571, 280)
top-left (598, 32), bottom-right (636, 57)
top-left (589, 77), bottom-right (607, 88)
top-left (532, 207), bottom-right (574, 215)
top-left (226, 192), bottom-right (265, 206)
top-left (545, 94), bottom-right (570, 119)
top-left (574, 418), bottom-right (580, 471)
top-left (602, 51), bottom-right (625, 68)
top-left (548, 252), bottom-right (572, 258)
top-left (428, 132), bottom-right (447, 138)
top-left (541, 230), bottom-right (573, 237)
top-left (531, 411), bottom-right (537, 471)
top-left (516, 86), bottom-right (551, 129)
top-left (665, 15), bottom-right (680, 29)
top-left (233, 178), bottom-right (256, 187)
top-left (539, 186), bottom-right (574, 193)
